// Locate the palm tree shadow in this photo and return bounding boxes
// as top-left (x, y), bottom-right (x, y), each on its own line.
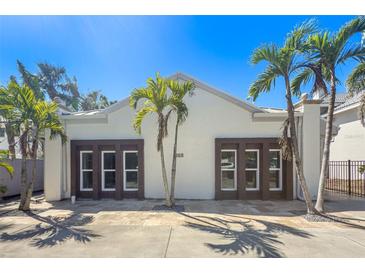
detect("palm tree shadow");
top-left (180, 213), bottom-right (312, 257)
top-left (0, 212), bottom-right (100, 248)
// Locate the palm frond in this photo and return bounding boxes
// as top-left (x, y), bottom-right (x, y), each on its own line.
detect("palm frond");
top-left (347, 62), bottom-right (365, 94)
top-left (284, 18), bottom-right (317, 51)
top-left (248, 65), bottom-right (279, 101)
top-left (129, 87), bottom-right (152, 109)
top-left (292, 63), bottom-right (329, 97)
top-left (250, 44), bottom-right (281, 66)
top-left (334, 16), bottom-right (365, 57)
top-left (291, 67), bottom-right (314, 97)
top-left (0, 150), bottom-right (13, 177)
top-left (167, 79), bottom-right (195, 125)
top-left (132, 105), bottom-right (155, 134)
top-left (337, 44), bottom-right (365, 65)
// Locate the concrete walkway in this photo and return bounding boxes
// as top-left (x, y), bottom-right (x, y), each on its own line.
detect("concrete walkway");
top-left (0, 193), bottom-right (364, 257)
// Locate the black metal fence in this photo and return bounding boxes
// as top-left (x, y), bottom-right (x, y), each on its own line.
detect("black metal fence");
top-left (326, 160), bottom-right (365, 197)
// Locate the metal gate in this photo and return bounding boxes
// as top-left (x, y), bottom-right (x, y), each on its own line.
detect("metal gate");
top-left (326, 160), bottom-right (365, 197)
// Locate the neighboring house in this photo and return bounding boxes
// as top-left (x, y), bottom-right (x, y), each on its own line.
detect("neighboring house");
top-left (0, 120), bottom-right (22, 159)
top-left (44, 73), bottom-right (322, 202)
top-left (0, 124), bottom-right (8, 150)
top-left (328, 91), bottom-right (365, 161)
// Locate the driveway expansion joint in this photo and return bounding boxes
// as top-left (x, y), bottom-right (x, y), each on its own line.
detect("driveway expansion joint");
top-left (164, 226), bottom-right (172, 258)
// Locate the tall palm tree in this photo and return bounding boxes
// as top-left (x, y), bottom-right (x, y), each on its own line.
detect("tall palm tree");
top-left (17, 60), bottom-right (80, 110)
top-left (293, 17), bottom-right (365, 212)
top-left (0, 80), bottom-right (66, 211)
top-left (249, 20), bottom-right (317, 214)
top-left (166, 79), bottom-right (195, 206)
top-left (130, 73), bottom-right (172, 207)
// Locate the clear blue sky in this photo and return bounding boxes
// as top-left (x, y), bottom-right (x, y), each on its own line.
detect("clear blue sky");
top-left (0, 16), bottom-right (359, 108)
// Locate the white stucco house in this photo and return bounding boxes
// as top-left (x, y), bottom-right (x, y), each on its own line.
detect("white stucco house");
top-left (327, 91), bottom-right (365, 161)
top-left (44, 73), bottom-right (322, 202)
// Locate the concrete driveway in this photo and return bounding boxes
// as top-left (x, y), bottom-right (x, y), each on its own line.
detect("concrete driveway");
top-left (0, 193), bottom-right (364, 258)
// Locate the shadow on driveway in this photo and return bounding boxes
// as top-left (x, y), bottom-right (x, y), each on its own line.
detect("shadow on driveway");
top-left (0, 212), bottom-right (100, 248)
top-left (180, 213), bottom-right (312, 257)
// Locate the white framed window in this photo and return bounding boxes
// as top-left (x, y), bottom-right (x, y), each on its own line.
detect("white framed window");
top-left (220, 149), bottom-right (237, 191)
top-left (80, 151), bottom-right (93, 191)
top-left (269, 149), bottom-right (282, 191)
top-left (124, 151), bottom-right (138, 191)
top-left (245, 149), bottom-right (260, 191)
top-left (102, 151), bottom-right (116, 191)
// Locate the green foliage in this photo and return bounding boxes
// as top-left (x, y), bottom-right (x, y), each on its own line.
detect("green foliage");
top-left (0, 150), bottom-right (14, 177)
top-left (346, 62), bottom-right (365, 126)
top-left (167, 79), bottom-right (195, 124)
top-left (130, 74), bottom-right (195, 151)
top-left (16, 61), bottom-right (80, 110)
top-left (16, 61), bottom-right (116, 112)
top-left (347, 62), bottom-right (365, 94)
top-left (359, 165), bottom-right (365, 174)
top-left (305, 17), bottom-right (365, 68)
top-left (130, 73), bottom-right (171, 151)
top-left (249, 19), bottom-right (317, 101)
top-left (79, 90), bottom-right (117, 111)
top-left (0, 185), bottom-right (7, 195)
top-left (286, 17), bottom-right (365, 100)
top-left (0, 80), bottom-right (67, 159)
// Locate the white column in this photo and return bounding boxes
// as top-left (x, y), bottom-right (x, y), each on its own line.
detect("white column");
top-left (302, 101), bottom-right (321, 199)
top-left (44, 128), bottom-right (63, 201)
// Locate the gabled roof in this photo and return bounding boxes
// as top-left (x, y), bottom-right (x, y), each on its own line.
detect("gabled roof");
top-left (61, 72), bottom-right (266, 120)
top-left (334, 90), bottom-right (364, 112)
top-left (320, 93), bottom-right (347, 106)
top-left (169, 72), bottom-right (265, 113)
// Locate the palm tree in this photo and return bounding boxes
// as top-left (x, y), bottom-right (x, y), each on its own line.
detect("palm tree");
top-left (293, 17), bottom-right (365, 212)
top-left (130, 73), bottom-right (172, 207)
top-left (79, 90), bottom-right (117, 111)
top-left (346, 62), bottom-right (365, 126)
top-left (0, 80), bottom-right (66, 211)
top-left (249, 20), bottom-right (317, 214)
top-left (166, 79), bottom-right (195, 206)
top-left (17, 60), bottom-right (80, 110)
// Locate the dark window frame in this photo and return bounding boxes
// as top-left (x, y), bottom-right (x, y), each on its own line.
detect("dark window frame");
top-left (215, 138), bottom-right (293, 200)
top-left (71, 139), bottom-right (144, 200)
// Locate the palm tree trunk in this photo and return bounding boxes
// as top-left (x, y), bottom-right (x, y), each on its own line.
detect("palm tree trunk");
top-left (160, 141), bottom-right (172, 207)
top-left (23, 143), bottom-right (38, 211)
top-left (5, 124), bottom-right (16, 160)
top-left (170, 120), bottom-right (179, 206)
top-left (18, 154), bottom-right (28, 210)
top-left (18, 130), bottom-right (31, 211)
top-left (285, 78), bottom-right (315, 214)
top-left (315, 68), bottom-right (336, 213)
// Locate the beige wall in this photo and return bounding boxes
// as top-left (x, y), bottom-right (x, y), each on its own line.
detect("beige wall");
top-left (331, 107), bottom-right (365, 161)
top-left (44, 86), bottom-right (321, 201)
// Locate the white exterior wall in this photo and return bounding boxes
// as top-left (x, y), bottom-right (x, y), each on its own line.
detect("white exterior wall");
top-left (331, 107), bottom-right (365, 161)
top-left (44, 129), bottom-right (63, 201)
top-left (44, 85), bottom-right (321, 200)
top-left (302, 103), bottom-right (321, 199)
